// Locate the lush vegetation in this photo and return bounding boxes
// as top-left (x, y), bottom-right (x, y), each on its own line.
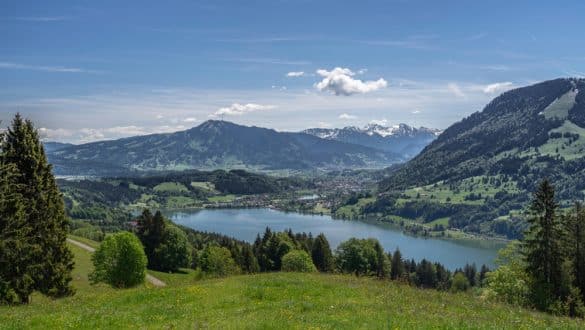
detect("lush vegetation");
top-left (484, 180), bottom-right (585, 317)
top-left (1, 245), bottom-right (582, 329)
top-left (89, 232), bottom-right (147, 288)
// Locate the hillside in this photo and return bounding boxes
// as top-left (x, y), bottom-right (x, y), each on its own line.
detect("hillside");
top-left (304, 123), bottom-right (440, 159)
top-left (1, 243), bottom-right (582, 329)
top-left (47, 121), bottom-right (399, 175)
top-left (371, 78), bottom-right (585, 238)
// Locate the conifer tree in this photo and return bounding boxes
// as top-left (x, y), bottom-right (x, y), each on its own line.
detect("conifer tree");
top-left (524, 179), bottom-right (564, 309)
top-left (0, 114), bottom-right (74, 302)
top-left (311, 233), bottom-right (334, 272)
top-left (241, 245), bottom-right (259, 273)
top-left (564, 203), bottom-right (585, 302)
top-left (390, 248), bottom-right (405, 280)
top-left (0, 163), bottom-right (34, 304)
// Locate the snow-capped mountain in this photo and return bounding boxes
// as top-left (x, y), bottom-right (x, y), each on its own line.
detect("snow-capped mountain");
top-left (303, 123), bottom-right (441, 160)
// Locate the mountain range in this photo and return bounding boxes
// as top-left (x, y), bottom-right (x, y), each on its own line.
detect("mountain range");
top-left (46, 120), bottom-right (411, 175)
top-left (303, 123), bottom-right (440, 159)
top-left (374, 78), bottom-right (585, 238)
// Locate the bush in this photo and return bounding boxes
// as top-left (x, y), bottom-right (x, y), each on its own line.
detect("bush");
top-left (199, 246), bottom-right (240, 277)
top-left (89, 232), bottom-right (147, 288)
top-left (483, 242), bottom-right (530, 306)
top-left (281, 250), bottom-right (317, 273)
top-left (451, 272), bottom-right (471, 292)
top-left (154, 226), bottom-right (192, 272)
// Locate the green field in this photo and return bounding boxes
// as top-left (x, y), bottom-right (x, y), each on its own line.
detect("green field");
top-left (400, 175), bottom-right (520, 206)
top-left (152, 182), bottom-right (189, 193)
top-left (2, 241), bottom-right (584, 329)
top-left (335, 197), bottom-right (376, 219)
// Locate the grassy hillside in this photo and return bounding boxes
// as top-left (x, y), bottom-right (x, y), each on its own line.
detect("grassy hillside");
top-left (1, 241), bottom-right (583, 329)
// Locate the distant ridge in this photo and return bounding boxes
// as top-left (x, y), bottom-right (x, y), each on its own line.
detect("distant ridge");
top-left (47, 120), bottom-right (401, 175)
top-left (303, 123), bottom-right (440, 160)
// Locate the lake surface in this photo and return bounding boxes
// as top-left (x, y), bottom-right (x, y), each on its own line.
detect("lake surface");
top-left (166, 208), bottom-right (506, 270)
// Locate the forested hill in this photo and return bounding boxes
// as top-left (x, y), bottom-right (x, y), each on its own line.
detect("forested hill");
top-left (47, 120), bottom-right (399, 175)
top-left (380, 78), bottom-right (585, 199)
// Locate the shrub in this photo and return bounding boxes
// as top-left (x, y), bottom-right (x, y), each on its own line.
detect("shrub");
top-left (89, 232), bottom-right (147, 288)
top-left (281, 250), bottom-right (317, 273)
top-left (154, 226), bottom-right (192, 272)
top-left (199, 246), bottom-right (240, 277)
top-left (451, 272), bottom-right (471, 292)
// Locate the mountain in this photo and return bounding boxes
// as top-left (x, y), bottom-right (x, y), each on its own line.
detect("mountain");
top-left (47, 120), bottom-right (400, 175)
top-left (42, 142), bottom-right (75, 153)
top-left (372, 78), bottom-right (585, 238)
top-left (303, 123), bottom-right (440, 159)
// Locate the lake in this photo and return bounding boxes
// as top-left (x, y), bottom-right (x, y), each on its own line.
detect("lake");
top-left (166, 208), bottom-right (506, 270)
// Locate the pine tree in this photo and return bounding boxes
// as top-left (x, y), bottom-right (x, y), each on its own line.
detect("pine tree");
top-left (311, 233), bottom-right (333, 272)
top-left (241, 245), bottom-right (260, 273)
top-left (136, 209), bottom-right (166, 269)
top-left (0, 163), bottom-right (34, 304)
top-left (564, 203), bottom-right (585, 302)
top-left (524, 179), bottom-right (564, 309)
top-left (390, 248), bottom-right (405, 280)
top-left (373, 240), bottom-right (388, 278)
top-left (1, 114), bottom-right (74, 302)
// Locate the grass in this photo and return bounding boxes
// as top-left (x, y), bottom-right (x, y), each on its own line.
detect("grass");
top-left (335, 197), bottom-right (375, 219)
top-left (153, 182), bottom-right (189, 193)
top-left (3, 239), bottom-right (584, 329)
top-left (190, 181), bottom-right (216, 192)
top-left (208, 194), bottom-right (237, 203)
top-left (400, 175), bottom-right (520, 206)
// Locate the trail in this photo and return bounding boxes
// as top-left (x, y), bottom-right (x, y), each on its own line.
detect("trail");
top-left (67, 238), bottom-right (167, 287)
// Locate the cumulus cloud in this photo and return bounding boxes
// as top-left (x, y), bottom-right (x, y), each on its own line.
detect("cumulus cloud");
top-left (483, 82), bottom-right (514, 94)
top-left (412, 110), bottom-right (421, 114)
top-left (183, 117), bottom-right (197, 123)
top-left (314, 67), bottom-right (387, 96)
top-left (447, 83), bottom-right (465, 97)
top-left (286, 71), bottom-right (305, 77)
top-left (339, 113), bottom-right (357, 120)
top-left (212, 103), bottom-right (275, 117)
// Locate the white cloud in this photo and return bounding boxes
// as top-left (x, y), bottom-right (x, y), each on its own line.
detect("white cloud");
top-left (412, 110), bottom-right (421, 114)
top-left (40, 125), bottom-right (188, 143)
top-left (447, 83), bottom-right (465, 97)
top-left (212, 103), bottom-right (275, 117)
top-left (0, 62), bottom-right (102, 74)
top-left (317, 122), bottom-right (332, 128)
top-left (483, 82), bottom-right (514, 94)
top-left (339, 113), bottom-right (357, 120)
top-left (183, 117), bottom-right (197, 123)
top-left (155, 114), bottom-right (164, 119)
top-left (314, 67), bottom-right (387, 96)
top-left (370, 119), bottom-right (389, 126)
top-left (286, 71), bottom-right (305, 77)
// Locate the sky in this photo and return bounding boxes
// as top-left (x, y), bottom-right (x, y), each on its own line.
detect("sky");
top-left (1, 0), bottom-right (585, 143)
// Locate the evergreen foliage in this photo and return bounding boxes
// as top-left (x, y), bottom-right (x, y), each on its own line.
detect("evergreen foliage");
top-left (524, 179), bottom-right (565, 309)
top-left (311, 233), bottom-right (334, 272)
top-left (0, 114), bottom-right (74, 304)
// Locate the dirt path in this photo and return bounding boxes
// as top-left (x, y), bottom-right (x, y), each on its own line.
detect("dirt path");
top-left (67, 238), bottom-right (167, 287)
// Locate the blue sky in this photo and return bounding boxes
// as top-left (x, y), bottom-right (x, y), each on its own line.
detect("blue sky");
top-left (1, 0), bottom-right (585, 142)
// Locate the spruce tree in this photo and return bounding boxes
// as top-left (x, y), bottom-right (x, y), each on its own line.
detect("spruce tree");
top-left (564, 203), bottom-right (585, 302)
top-left (1, 114), bottom-right (74, 302)
top-left (311, 233), bottom-right (333, 272)
top-left (0, 163), bottom-right (34, 304)
top-left (390, 248), bottom-right (405, 280)
top-left (524, 179), bottom-right (564, 309)
top-left (136, 209), bottom-right (166, 269)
